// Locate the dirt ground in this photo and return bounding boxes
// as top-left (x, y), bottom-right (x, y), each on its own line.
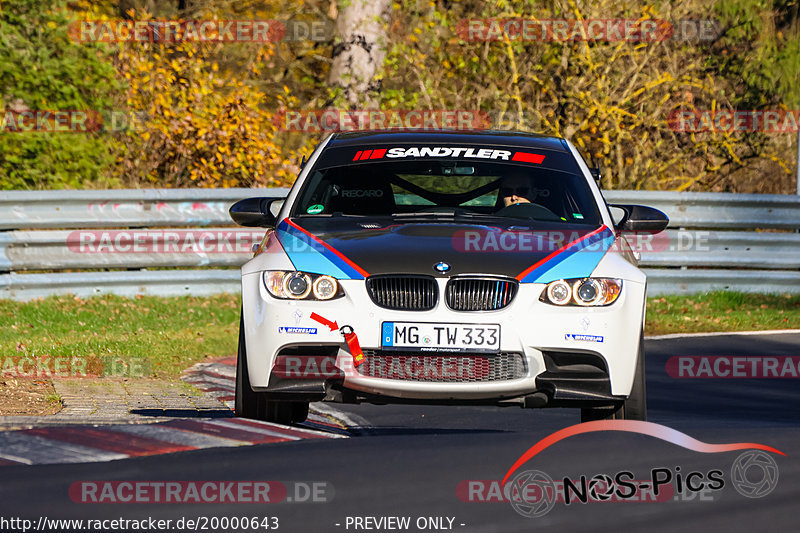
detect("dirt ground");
top-left (0, 379), bottom-right (62, 416)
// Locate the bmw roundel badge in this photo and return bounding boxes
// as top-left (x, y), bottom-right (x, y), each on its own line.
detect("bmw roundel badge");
top-left (434, 262), bottom-right (451, 273)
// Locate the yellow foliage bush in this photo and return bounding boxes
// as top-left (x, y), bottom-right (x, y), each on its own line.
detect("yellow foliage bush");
top-left (384, 0), bottom-right (797, 193)
top-left (114, 36), bottom-right (303, 188)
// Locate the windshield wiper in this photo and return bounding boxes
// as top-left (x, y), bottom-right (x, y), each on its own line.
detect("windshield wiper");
top-left (391, 211), bottom-right (559, 224)
top-left (295, 212), bottom-right (372, 218)
top-left (391, 211), bottom-right (512, 221)
top-left (391, 211), bottom-right (456, 218)
top-left (452, 212), bottom-right (512, 220)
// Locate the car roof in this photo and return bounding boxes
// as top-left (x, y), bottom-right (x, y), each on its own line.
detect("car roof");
top-left (327, 130), bottom-right (569, 152)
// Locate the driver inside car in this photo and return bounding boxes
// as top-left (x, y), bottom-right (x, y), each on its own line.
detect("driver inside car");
top-left (494, 173), bottom-right (563, 221)
top-left (499, 174), bottom-right (534, 207)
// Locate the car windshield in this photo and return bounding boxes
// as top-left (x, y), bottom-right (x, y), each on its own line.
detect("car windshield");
top-left (293, 148), bottom-right (601, 225)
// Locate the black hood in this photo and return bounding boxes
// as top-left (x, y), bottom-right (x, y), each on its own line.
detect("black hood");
top-left (288, 217), bottom-right (601, 278)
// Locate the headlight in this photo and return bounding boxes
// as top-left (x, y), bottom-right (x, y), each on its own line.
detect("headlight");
top-left (263, 271), bottom-right (343, 301)
top-left (283, 272), bottom-right (312, 299)
top-left (312, 275), bottom-right (338, 300)
top-left (540, 278), bottom-right (622, 306)
top-left (546, 280), bottom-right (572, 306)
top-left (573, 279), bottom-right (602, 306)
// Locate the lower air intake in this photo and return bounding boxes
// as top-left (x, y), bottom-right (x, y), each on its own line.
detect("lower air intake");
top-left (357, 350), bottom-right (527, 382)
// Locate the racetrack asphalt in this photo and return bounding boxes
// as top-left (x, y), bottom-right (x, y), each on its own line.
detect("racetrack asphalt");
top-left (1, 332), bottom-right (798, 532)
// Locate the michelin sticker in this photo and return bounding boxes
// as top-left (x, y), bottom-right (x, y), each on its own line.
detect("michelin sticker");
top-left (278, 327), bottom-right (318, 334)
top-left (565, 333), bottom-right (603, 343)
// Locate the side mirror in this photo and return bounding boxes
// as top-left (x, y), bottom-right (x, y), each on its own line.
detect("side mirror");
top-left (229, 197), bottom-right (283, 227)
top-left (610, 204), bottom-right (669, 232)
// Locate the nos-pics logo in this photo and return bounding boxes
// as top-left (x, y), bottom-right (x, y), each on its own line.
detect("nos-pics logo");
top-left (500, 421), bottom-right (783, 518)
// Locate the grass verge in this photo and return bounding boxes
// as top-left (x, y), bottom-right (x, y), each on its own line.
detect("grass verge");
top-left (646, 292), bottom-right (800, 335)
top-left (0, 294), bottom-right (239, 378)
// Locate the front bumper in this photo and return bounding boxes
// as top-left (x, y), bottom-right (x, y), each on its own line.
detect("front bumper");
top-left (241, 273), bottom-right (645, 404)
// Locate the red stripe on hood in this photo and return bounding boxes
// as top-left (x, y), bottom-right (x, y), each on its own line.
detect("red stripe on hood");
top-left (284, 219), bottom-right (370, 277)
top-left (515, 225), bottom-right (607, 281)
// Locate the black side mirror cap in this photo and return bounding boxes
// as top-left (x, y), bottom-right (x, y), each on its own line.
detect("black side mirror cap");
top-left (611, 204), bottom-right (669, 233)
top-left (229, 197), bottom-right (283, 227)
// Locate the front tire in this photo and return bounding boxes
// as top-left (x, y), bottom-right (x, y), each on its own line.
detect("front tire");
top-left (581, 334), bottom-right (647, 422)
top-left (235, 314), bottom-right (262, 419)
top-left (235, 313), bottom-right (310, 424)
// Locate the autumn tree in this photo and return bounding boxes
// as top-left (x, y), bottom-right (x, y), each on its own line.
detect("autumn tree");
top-left (383, 0), bottom-right (799, 193)
top-left (0, 0), bottom-right (122, 189)
top-left (327, 0), bottom-right (392, 107)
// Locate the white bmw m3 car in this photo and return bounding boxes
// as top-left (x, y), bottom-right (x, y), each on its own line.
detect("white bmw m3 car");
top-left (230, 130), bottom-right (668, 424)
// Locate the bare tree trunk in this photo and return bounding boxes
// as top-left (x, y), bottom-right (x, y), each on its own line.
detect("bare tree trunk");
top-left (328, 0), bottom-right (392, 108)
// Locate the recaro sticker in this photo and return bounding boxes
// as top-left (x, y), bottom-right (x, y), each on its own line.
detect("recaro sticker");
top-left (340, 189), bottom-right (385, 198)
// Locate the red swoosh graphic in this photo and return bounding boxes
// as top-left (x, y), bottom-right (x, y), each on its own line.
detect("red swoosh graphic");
top-left (501, 420), bottom-right (785, 485)
top-left (515, 224), bottom-right (608, 281)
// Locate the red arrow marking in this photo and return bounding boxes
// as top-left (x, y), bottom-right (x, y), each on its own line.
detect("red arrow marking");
top-left (310, 312), bottom-right (339, 332)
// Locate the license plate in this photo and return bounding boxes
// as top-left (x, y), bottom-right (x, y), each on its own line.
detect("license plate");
top-left (381, 322), bottom-right (500, 353)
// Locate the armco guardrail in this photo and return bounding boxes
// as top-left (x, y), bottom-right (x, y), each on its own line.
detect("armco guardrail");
top-left (1, 188), bottom-right (799, 299)
top-left (603, 190), bottom-right (800, 230)
top-left (0, 227), bottom-right (266, 270)
top-left (0, 188), bottom-right (278, 230)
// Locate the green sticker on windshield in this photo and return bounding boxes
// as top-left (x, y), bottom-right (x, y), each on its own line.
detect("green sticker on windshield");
top-left (572, 213), bottom-right (584, 219)
top-left (307, 204), bottom-right (324, 214)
